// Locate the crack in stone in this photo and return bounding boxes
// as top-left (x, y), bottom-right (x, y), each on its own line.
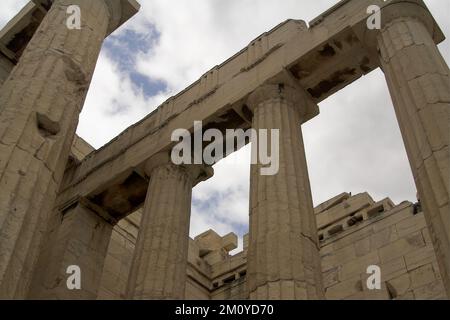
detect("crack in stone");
top-left (301, 232), bottom-right (320, 251)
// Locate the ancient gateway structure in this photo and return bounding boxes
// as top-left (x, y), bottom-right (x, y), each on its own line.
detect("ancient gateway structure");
top-left (0, 0), bottom-right (448, 300)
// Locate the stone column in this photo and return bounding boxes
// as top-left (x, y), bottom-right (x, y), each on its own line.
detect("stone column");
top-left (246, 83), bottom-right (324, 300)
top-left (377, 17), bottom-right (450, 297)
top-left (0, 0), bottom-right (136, 298)
top-left (126, 153), bottom-right (213, 300)
top-left (27, 199), bottom-right (114, 300)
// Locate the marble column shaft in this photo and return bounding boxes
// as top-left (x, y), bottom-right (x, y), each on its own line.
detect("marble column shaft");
top-left (377, 17), bottom-right (450, 297)
top-left (126, 155), bottom-right (211, 300)
top-left (247, 84), bottom-right (324, 300)
top-left (0, 0), bottom-right (110, 298)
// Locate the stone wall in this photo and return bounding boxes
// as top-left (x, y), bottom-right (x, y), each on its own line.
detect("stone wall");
top-left (200, 194), bottom-right (446, 300)
top-left (318, 194), bottom-right (445, 300)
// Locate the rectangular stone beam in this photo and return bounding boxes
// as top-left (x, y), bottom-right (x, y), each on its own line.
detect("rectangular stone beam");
top-left (55, 0), bottom-right (444, 216)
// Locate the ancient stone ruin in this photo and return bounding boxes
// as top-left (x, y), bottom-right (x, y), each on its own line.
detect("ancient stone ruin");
top-left (0, 0), bottom-right (448, 300)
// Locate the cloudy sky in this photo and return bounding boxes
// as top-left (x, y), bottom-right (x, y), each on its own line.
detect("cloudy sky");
top-left (1, 0), bottom-right (449, 252)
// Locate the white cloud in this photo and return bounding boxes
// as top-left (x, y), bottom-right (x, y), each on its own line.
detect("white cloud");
top-left (77, 50), bottom-right (170, 148)
top-left (128, 0), bottom-right (337, 91)
top-left (0, 0), bottom-right (29, 29)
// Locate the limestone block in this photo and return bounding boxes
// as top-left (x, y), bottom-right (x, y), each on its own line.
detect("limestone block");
top-left (321, 244), bottom-right (356, 273)
top-left (316, 193), bottom-right (374, 230)
top-left (386, 273), bottom-right (412, 297)
top-left (325, 276), bottom-right (363, 300)
top-left (378, 232), bottom-right (425, 264)
top-left (354, 236), bottom-right (372, 257)
top-left (413, 280), bottom-right (447, 300)
top-left (314, 192), bottom-right (351, 215)
top-left (204, 251), bottom-right (228, 266)
top-left (370, 225), bottom-right (399, 250)
top-left (332, 226), bottom-right (374, 251)
top-left (410, 264), bottom-right (436, 289)
top-left (381, 257), bottom-right (407, 282)
top-left (396, 213), bottom-right (427, 238)
top-left (338, 251), bottom-right (380, 282)
top-left (322, 267), bottom-right (339, 289)
top-left (404, 245), bottom-right (437, 271)
top-left (195, 230), bottom-right (238, 257)
top-left (372, 205), bottom-right (413, 233)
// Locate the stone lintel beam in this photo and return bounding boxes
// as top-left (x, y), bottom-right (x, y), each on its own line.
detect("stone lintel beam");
top-left (54, 0), bottom-right (444, 224)
top-left (60, 196), bottom-right (119, 226)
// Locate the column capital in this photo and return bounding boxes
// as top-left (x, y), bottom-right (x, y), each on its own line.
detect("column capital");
top-left (144, 152), bottom-right (214, 186)
top-left (358, 0), bottom-right (444, 53)
top-left (103, 0), bottom-right (141, 36)
top-left (247, 83), bottom-right (319, 124)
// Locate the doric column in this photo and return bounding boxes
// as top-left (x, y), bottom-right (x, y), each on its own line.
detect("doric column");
top-left (0, 0), bottom-right (138, 298)
top-left (376, 17), bottom-right (450, 297)
top-left (27, 199), bottom-right (114, 299)
top-left (246, 83), bottom-right (324, 300)
top-left (126, 153), bottom-right (213, 300)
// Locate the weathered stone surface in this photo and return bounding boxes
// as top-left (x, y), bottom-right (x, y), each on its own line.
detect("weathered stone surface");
top-left (0, 0), bottom-right (448, 301)
top-left (377, 16), bottom-right (450, 296)
top-left (0, 0), bottom-right (112, 299)
top-left (126, 153), bottom-right (213, 300)
top-left (28, 201), bottom-right (113, 299)
top-left (379, 232), bottom-right (426, 264)
top-left (246, 83), bottom-right (323, 300)
top-left (325, 276), bottom-right (363, 300)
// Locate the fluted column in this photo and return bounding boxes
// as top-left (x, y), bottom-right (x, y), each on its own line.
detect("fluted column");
top-left (126, 153), bottom-right (213, 300)
top-left (246, 84), bottom-right (324, 300)
top-left (0, 0), bottom-right (114, 299)
top-left (27, 199), bottom-right (114, 300)
top-left (377, 17), bottom-right (450, 297)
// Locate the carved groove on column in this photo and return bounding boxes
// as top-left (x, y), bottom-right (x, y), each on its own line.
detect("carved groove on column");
top-left (127, 162), bottom-right (195, 299)
top-left (127, 153), bottom-right (213, 299)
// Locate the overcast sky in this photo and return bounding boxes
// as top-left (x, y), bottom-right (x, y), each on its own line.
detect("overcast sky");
top-left (1, 0), bottom-right (449, 252)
